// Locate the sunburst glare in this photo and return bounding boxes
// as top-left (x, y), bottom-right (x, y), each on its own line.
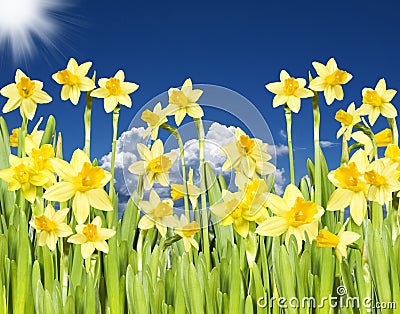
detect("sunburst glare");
top-left (0, 0), bottom-right (73, 60)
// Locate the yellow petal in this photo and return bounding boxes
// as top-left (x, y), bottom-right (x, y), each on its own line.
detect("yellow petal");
top-left (21, 183), bottom-right (36, 203)
top-left (43, 182), bottom-right (76, 202)
top-left (90, 87), bottom-right (109, 98)
top-left (349, 192), bottom-right (366, 226)
top-left (326, 188), bottom-right (351, 211)
top-left (70, 149), bottom-right (90, 173)
top-left (73, 191), bottom-right (90, 224)
top-left (67, 233), bottom-right (87, 244)
top-left (81, 242), bottom-right (95, 259)
top-left (255, 216), bottom-right (288, 236)
top-left (93, 240), bottom-right (109, 254)
top-left (86, 189), bottom-right (113, 211)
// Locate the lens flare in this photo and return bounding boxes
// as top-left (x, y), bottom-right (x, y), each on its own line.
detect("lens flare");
top-left (0, 0), bottom-right (70, 59)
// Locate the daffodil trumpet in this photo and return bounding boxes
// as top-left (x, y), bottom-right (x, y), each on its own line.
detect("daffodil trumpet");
top-left (160, 123), bottom-right (190, 214)
top-left (284, 105), bottom-right (295, 184)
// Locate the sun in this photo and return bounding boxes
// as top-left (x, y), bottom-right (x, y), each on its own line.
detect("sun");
top-left (0, 0), bottom-right (66, 59)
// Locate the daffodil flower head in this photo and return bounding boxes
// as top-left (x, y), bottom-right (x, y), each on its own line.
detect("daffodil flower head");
top-left (43, 149), bottom-right (113, 224)
top-left (171, 168), bottom-right (201, 209)
top-left (316, 221), bottom-right (360, 261)
top-left (138, 190), bottom-right (177, 237)
top-left (0, 155), bottom-right (49, 203)
top-left (309, 58), bottom-right (352, 105)
top-left (364, 159), bottom-right (400, 205)
top-left (374, 128), bottom-right (393, 147)
top-left (128, 139), bottom-right (178, 190)
top-left (265, 70), bottom-right (314, 113)
top-left (385, 144), bottom-right (400, 172)
top-left (0, 69), bottom-right (52, 120)
top-left (327, 149), bottom-right (369, 225)
top-left (221, 127), bottom-right (275, 178)
top-left (165, 78), bottom-right (204, 125)
top-left (255, 184), bottom-right (324, 252)
top-left (67, 216), bottom-right (116, 259)
top-left (90, 70), bottom-right (139, 113)
top-left (335, 102), bottom-right (361, 140)
top-left (141, 102), bottom-right (169, 140)
top-left (358, 78), bottom-right (397, 125)
top-left (30, 205), bottom-right (72, 251)
top-left (211, 178), bottom-right (269, 238)
top-left (173, 215), bottom-right (200, 252)
top-left (52, 58), bottom-right (95, 105)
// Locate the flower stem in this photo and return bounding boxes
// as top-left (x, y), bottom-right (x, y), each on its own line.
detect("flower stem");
top-left (160, 123), bottom-right (190, 215)
top-left (194, 118), bottom-right (211, 271)
top-left (388, 118), bottom-right (398, 146)
top-left (312, 92), bottom-right (322, 205)
top-left (18, 116), bottom-right (27, 157)
top-left (340, 137), bottom-right (349, 166)
top-left (83, 92), bottom-right (93, 158)
top-left (284, 105), bottom-right (295, 185)
top-left (109, 105), bottom-right (121, 196)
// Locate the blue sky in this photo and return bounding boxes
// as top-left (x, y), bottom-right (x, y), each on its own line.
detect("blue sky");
top-left (0, 0), bottom-right (399, 184)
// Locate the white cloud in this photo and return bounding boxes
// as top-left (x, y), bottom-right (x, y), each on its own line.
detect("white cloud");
top-left (273, 168), bottom-right (286, 195)
top-left (268, 144), bottom-right (288, 156)
top-left (279, 129), bottom-right (287, 139)
top-left (320, 140), bottom-right (338, 148)
top-left (100, 122), bottom-right (288, 210)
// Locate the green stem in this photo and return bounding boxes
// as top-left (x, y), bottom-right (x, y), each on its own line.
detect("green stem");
top-left (109, 105), bottom-right (120, 196)
top-left (284, 106), bottom-right (295, 185)
top-left (18, 116), bottom-right (28, 157)
top-left (354, 122), bottom-right (378, 160)
top-left (194, 118), bottom-right (211, 270)
top-left (83, 92), bottom-right (93, 158)
top-left (160, 123), bottom-right (190, 215)
top-left (108, 105), bottom-right (120, 228)
top-left (340, 137), bottom-right (349, 166)
top-left (388, 118), bottom-right (398, 146)
top-left (312, 92), bottom-right (322, 205)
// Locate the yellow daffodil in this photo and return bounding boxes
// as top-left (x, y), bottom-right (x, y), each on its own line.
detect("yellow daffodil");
top-left (138, 190), bottom-right (176, 237)
top-left (316, 222), bottom-right (360, 261)
top-left (173, 215), bottom-right (200, 252)
top-left (351, 129), bottom-right (392, 160)
top-left (30, 205), bottom-right (72, 251)
top-left (43, 149), bottom-right (113, 224)
top-left (0, 155), bottom-right (49, 203)
top-left (171, 168), bottom-right (201, 208)
top-left (9, 128), bottom-right (19, 147)
top-left (385, 144), bottom-right (400, 172)
top-left (309, 58), bottom-right (352, 105)
top-left (335, 103), bottom-right (361, 140)
top-left (326, 149), bottom-right (369, 225)
top-left (9, 118), bottom-right (45, 153)
top-left (221, 127), bottom-right (275, 178)
top-left (358, 78), bottom-right (397, 125)
top-left (165, 78), bottom-right (203, 125)
top-left (255, 184), bottom-right (324, 251)
top-left (52, 58), bottom-right (95, 105)
top-left (90, 70), bottom-right (139, 113)
top-left (67, 216), bottom-right (116, 259)
top-left (28, 144), bottom-right (56, 188)
top-left (212, 179), bottom-right (269, 238)
top-left (128, 139), bottom-right (177, 190)
top-left (364, 159), bottom-right (400, 205)
top-left (0, 69), bottom-right (52, 120)
top-left (265, 70), bottom-right (314, 113)
top-left (141, 102), bottom-right (168, 140)
top-left (374, 128), bottom-right (393, 146)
